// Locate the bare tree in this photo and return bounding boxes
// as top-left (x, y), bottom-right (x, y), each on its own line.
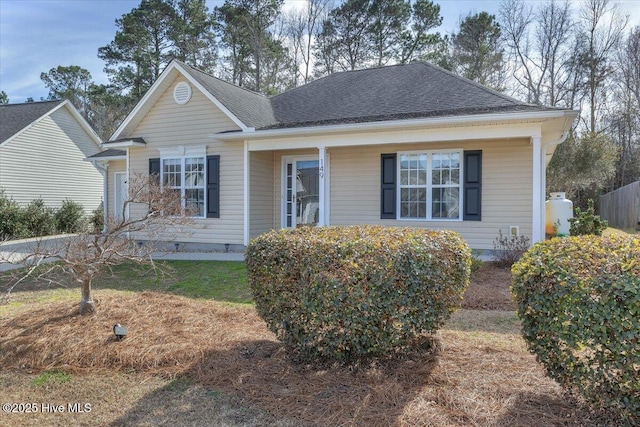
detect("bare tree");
top-left (500, 0), bottom-right (574, 106)
top-left (283, 0), bottom-right (330, 86)
top-left (1, 174), bottom-right (196, 314)
top-left (576, 0), bottom-right (628, 133)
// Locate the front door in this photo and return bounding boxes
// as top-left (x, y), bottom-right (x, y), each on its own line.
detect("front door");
top-left (114, 172), bottom-right (127, 220)
top-left (283, 157), bottom-right (319, 228)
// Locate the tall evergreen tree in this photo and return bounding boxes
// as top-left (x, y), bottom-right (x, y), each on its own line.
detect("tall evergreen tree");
top-left (451, 12), bottom-right (506, 90)
top-left (40, 65), bottom-right (93, 118)
top-left (98, 0), bottom-right (176, 100)
top-left (215, 0), bottom-right (286, 93)
top-left (170, 0), bottom-right (217, 73)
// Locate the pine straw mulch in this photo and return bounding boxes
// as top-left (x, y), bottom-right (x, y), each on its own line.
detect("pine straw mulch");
top-left (0, 287), bottom-right (603, 426)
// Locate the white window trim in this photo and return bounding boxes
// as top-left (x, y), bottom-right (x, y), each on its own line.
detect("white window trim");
top-left (159, 146), bottom-right (207, 218)
top-left (397, 149), bottom-right (464, 222)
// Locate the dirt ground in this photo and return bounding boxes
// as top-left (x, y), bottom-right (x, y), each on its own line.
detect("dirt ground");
top-left (463, 262), bottom-right (516, 311)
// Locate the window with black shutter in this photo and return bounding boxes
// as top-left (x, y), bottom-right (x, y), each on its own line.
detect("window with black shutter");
top-left (463, 150), bottom-right (482, 221)
top-left (380, 153), bottom-right (396, 219)
top-left (206, 155), bottom-right (220, 218)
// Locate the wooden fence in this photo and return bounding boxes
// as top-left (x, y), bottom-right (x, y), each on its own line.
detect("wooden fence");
top-left (600, 181), bottom-right (640, 230)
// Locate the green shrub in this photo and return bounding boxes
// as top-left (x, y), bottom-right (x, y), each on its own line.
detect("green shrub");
top-left (21, 199), bottom-right (55, 238)
top-left (511, 236), bottom-right (640, 422)
top-left (91, 202), bottom-right (104, 233)
top-left (54, 199), bottom-right (86, 233)
top-left (568, 199), bottom-right (608, 236)
top-left (246, 225), bottom-right (472, 365)
top-left (0, 190), bottom-right (25, 239)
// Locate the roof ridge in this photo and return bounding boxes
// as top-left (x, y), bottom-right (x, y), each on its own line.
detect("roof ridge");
top-left (419, 61), bottom-right (533, 106)
top-left (0, 99), bottom-right (63, 108)
top-left (174, 60), bottom-right (270, 100)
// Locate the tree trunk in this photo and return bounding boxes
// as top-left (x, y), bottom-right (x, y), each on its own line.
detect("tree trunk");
top-left (79, 281), bottom-right (95, 314)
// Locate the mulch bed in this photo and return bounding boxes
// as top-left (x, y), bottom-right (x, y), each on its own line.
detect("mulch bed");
top-left (463, 262), bottom-right (515, 311)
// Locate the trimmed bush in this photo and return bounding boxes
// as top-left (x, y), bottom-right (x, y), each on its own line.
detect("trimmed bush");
top-left (55, 199), bottom-right (86, 233)
top-left (511, 235), bottom-right (640, 422)
top-left (246, 225), bottom-right (472, 365)
top-left (91, 202), bottom-right (104, 233)
top-left (0, 190), bottom-right (25, 239)
top-left (21, 199), bottom-right (56, 238)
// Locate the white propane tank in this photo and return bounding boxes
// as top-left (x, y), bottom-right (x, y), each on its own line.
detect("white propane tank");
top-left (545, 192), bottom-right (573, 237)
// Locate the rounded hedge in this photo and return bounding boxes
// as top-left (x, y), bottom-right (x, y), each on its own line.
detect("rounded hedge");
top-left (511, 235), bottom-right (640, 421)
top-left (246, 225), bottom-right (472, 364)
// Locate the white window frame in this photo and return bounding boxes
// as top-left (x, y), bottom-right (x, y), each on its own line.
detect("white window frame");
top-left (159, 146), bottom-right (207, 218)
top-left (397, 149), bottom-right (463, 221)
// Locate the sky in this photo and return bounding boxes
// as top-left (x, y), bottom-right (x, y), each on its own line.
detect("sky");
top-left (1, 0), bottom-right (639, 103)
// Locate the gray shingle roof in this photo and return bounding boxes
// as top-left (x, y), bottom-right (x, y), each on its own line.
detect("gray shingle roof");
top-left (175, 61), bottom-right (568, 132)
top-left (177, 62), bottom-right (276, 129)
top-left (0, 100), bottom-right (64, 144)
top-left (86, 148), bottom-right (126, 159)
top-left (268, 62), bottom-right (560, 129)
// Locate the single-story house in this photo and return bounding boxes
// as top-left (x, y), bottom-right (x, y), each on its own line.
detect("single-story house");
top-left (0, 99), bottom-right (103, 214)
top-left (87, 60), bottom-right (578, 251)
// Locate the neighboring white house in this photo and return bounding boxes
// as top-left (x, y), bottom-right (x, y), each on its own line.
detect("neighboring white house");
top-left (0, 100), bottom-right (103, 214)
top-left (88, 60), bottom-right (579, 251)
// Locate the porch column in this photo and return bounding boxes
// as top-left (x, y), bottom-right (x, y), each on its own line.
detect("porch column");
top-left (318, 146), bottom-right (326, 226)
top-left (243, 140), bottom-right (250, 245)
top-left (532, 136), bottom-right (543, 243)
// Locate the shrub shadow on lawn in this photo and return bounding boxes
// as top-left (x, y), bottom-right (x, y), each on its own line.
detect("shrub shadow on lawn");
top-left (109, 376), bottom-right (301, 427)
top-left (496, 391), bottom-right (602, 427)
top-left (178, 339), bottom-right (441, 426)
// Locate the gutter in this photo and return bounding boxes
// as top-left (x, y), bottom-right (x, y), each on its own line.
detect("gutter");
top-left (212, 109), bottom-right (579, 141)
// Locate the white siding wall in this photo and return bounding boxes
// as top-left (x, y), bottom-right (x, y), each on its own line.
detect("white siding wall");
top-left (249, 151), bottom-right (275, 238)
top-left (327, 140), bottom-right (533, 250)
top-left (0, 107), bottom-right (103, 214)
top-left (124, 76), bottom-right (245, 245)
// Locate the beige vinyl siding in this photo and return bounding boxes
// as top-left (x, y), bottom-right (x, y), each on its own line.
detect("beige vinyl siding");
top-left (126, 76), bottom-right (245, 245)
top-left (249, 151), bottom-right (275, 238)
top-left (0, 107), bottom-right (102, 214)
top-left (107, 160), bottom-right (126, 218)
top-left (328, 139), bottom-right (533, 250)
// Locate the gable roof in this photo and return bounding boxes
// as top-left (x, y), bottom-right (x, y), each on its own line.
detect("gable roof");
top-left (268, 62), bottom-right (561, 129)
top-left (0, 99), bottom-right (102, 148)
top-left (0, 100), bottom-right (65, 144)
top-left (112, 60), bottom-right (574, 141)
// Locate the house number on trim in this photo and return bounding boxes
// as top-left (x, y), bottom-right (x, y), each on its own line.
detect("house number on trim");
top-left (319, 159), bottom-right (325, 179)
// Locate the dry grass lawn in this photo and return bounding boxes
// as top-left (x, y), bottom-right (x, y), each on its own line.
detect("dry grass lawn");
top-left (0, 263), bottom-right (617, 426)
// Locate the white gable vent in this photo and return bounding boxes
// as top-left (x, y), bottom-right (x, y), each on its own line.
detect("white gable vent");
top-left (173, 82), bottom-right (192, 105)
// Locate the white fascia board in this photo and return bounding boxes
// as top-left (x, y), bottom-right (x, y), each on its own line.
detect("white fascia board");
top-left (217, 109), bottom-right (575, 146)
top-left (102, 139), bottom-right (146, 148)
top-left (245, 122), bottom-right (544, 152)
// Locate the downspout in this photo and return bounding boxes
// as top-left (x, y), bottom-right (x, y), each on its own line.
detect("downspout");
top-left (540, 129), bottom-right (571, 241)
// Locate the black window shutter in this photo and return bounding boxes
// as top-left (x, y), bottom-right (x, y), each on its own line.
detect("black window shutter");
top-left (207, 155), bottom-right (220, 218)
top-left (149, 158), bottom-right (160, 182)
top-left (463, 150), bottom-right (482, 221)
top-left (380, 153), bottom-right (396, 219)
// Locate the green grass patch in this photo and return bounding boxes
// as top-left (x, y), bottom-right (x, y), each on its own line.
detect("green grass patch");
top-left (164, 261), bottom-right (252, 303)
top-left (2, 261), bottom-right (252, 310)
top-left (32, 370), bottom-right (71, 387)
